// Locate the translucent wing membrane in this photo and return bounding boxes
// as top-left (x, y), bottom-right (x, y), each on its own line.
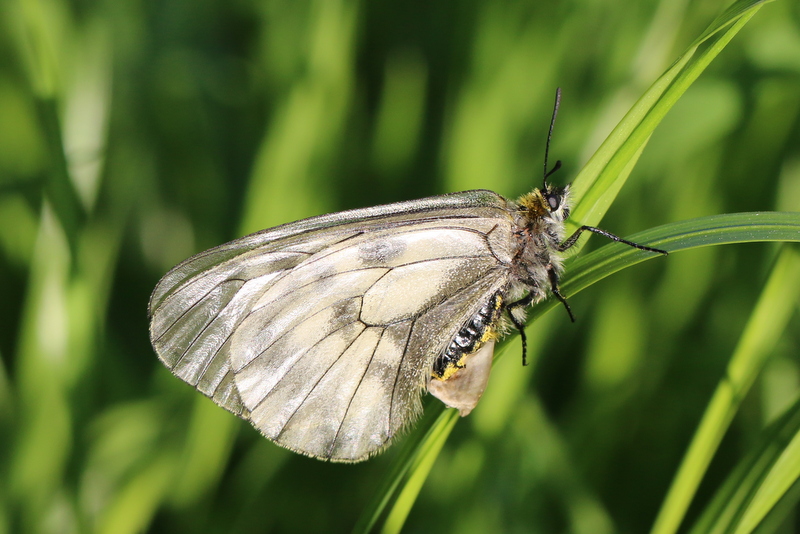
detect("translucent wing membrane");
top-left (149, 190), bottom-right (516, 461)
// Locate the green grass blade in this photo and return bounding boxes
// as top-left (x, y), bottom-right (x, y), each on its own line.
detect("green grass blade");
top-left (735, 390), bottom-right (800, 533)
top-left (352, 403), bottom-right (452, 534)
top-left (568, 0), bottom-right (772, 237)
top-left (14, 0), bottom-right (86, 257)
top-left (749, 479), bottom-right (800, 534)
top-left (529, 212), bottom-right (800, 322)
top-left (688, 397), bottom-right (800, 534)
top-left (650, 245), bottom-right (800, 534)
top-left (689, 0), bottom-right (774, 48)
top-left (381, 410), bottom-right (460, 534)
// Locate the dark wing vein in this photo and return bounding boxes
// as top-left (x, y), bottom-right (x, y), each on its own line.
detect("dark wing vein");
top-left (153, 277), bottom-right (244, 345)
top-left (247, 311), bottom-right (364, 414)
top-left (388, 317), bottom-right (417, 433)
top-left (274, 326), bottom-right (368, 442)
top-left (239, 295), bottom-right (364, 377)
top-left (327, 328), bottom-right (387, 458)
top-left (169, 277), bottom-right (253, 369)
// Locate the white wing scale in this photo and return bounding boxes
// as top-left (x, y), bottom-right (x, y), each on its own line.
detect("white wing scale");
top-left (149, 190), bottom-right (516, 461)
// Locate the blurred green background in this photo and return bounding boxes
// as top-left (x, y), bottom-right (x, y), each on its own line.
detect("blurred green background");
top-left (1, 0), bottom-right (799, 532)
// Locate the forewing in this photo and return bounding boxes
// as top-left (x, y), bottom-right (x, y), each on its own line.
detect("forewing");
top-left (148, 190), bottom-right (515, 461)
top-left (149, 240), bottom-right (329, 415)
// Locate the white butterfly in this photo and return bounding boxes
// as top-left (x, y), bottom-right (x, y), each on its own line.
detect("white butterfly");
top-left (148, 90), bottom-right (666, 462)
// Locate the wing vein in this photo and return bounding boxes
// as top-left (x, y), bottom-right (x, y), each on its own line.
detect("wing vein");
top-left (236, 295), bottom-right (364, 374)
top-left (236, 254), bottom-right (491, 328)
top-left (274, 327), bottom-right (368, 441)
top-left (152, 277), bottom-right (239, 345)
top-left (294, 224), bottom-right (498, 272)
top-left (327, 328), bottom-right (387, 458)
top-left (247, 315), bottom-right (363, 412)
top-left (388, 321), bottom-right (415, 433)
top-left (169, 278), bottom-right (254, 371)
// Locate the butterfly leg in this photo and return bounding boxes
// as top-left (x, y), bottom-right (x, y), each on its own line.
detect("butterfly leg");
top-left (506, 294), bottom-right (533, 366)
top-left (507, 263), bottom-right (577, 365)
top-left (547, 266), bottom-right (575, 323)
top-left (558, 225), bottom-right (668, 254)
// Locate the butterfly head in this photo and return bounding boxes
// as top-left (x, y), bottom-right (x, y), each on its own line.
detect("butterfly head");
top-left (516, 183), bottom-right (571, 223)
top-left (542, 183), bottom-right (570, 222)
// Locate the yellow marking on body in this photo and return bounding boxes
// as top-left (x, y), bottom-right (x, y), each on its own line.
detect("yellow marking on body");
top-left (436, 327), bottom-right (498, 381)
top-left (480, 327), bottom-right (499, 343)
top-left (436, 360), bottom-right (465, 381)
top-left (432, 295), bottom-right (503, 382)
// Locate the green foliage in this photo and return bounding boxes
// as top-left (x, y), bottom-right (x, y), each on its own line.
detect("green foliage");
top-left (0, 0), bottom-right (798, 532)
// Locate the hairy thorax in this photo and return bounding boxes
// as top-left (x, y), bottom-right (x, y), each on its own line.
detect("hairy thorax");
top-left (507, 186), bottom-right (571, 300)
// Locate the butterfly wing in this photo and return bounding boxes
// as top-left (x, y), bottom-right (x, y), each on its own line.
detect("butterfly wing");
top-left (149, 190), bottom-right (516, 461)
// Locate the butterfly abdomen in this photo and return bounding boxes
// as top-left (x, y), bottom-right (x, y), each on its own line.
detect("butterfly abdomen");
top-left (432, 292), bottom-right (504, 380)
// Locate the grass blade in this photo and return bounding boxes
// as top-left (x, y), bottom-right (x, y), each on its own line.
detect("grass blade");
top-left (352, 404), bottom-right (453, 534)
top-left (650, 246), bottom-right (800, 534)
top-left (530, 211), bottom-right (800, 322)
top-left (569, 0), bottom-right (773, 237)
top-left (381, 410), bottom-right (460, 534)
top-left (688, 397), bottom-right (800, 534)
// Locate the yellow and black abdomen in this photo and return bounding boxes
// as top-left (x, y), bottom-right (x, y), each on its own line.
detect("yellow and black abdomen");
top-left (432, 292), bottom-right (503, 380)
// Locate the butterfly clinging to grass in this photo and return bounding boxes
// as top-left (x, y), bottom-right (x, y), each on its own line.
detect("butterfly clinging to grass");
top-left (148, 89), bottom-right (667, 462)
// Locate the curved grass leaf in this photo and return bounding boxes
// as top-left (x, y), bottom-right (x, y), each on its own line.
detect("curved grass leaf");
top-left (15, 3), bottom-right (87, 257)
top-left (380, 409), bottom-right (460, 534)
top-left (560, 212), bottom-right (800, 308)
top-left (568, 0), bottom-right (773, 239)
top-left (533, 211), bottom-right (800, 323)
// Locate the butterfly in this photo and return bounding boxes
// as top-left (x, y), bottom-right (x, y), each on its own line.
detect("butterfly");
top-left (148, 89), bottom-right (667, 462)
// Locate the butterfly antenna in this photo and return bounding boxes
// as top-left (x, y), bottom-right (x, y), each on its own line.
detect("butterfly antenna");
top-left (543, 87), bottom-right (562, 188)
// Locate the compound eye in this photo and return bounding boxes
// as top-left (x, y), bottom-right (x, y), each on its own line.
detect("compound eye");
top-left (547, 194), bottom-right (560, 210)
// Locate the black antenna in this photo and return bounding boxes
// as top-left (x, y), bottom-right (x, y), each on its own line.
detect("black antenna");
top-left (543, 88), bottom-right (562, 188)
